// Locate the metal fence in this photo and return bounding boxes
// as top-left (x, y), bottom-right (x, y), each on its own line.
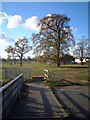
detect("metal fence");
top-left (0, 73), bottom-right (24, 119)
top-left (2, 68), bottom-right (32, 82)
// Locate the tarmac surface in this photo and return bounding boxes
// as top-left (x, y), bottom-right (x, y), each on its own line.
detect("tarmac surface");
top-left (8, 81), bottom-right (68, 119)
top-left (54, 85), bottom-right (90, 120)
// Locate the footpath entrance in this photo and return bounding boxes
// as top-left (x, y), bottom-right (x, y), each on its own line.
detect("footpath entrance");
top-left (8, 77), bottom-right (68, 119)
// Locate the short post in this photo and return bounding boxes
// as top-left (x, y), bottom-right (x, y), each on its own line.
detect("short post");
top-left (44, 69), bottom-right (49, 82)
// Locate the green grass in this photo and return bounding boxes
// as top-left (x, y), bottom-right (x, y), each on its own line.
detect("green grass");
top-left (75, 71), bottom-right (88, 80)
top-left (1, 62), bottom-right (88, 86)
top-left (48, 79), bottom-right (82, 88)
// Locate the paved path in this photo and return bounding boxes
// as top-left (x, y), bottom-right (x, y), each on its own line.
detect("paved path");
top-left (54, 85), bottom-right (90, 120)
top-left (8, 81), bottom-right (68, 119)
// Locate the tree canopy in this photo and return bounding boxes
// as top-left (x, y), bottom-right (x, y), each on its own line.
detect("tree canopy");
top-left (32, 14), bottom-right (74, 66)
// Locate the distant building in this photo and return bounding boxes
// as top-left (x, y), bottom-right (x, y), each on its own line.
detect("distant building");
top-left (75, 58), bottom-right (88, 64)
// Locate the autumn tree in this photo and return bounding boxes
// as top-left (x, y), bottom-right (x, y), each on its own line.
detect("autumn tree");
top-left (37, 55), bottom-right (46, 62)
top-left (5, 37), bottom-right (31, 66)
top-left (74, 37), bottom-right (88, 65)
top-left (32, 14), bottom-right (74, 66)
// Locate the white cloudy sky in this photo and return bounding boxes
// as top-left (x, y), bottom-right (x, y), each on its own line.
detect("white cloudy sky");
top-left (0, 2), bottom-right (88, 58)
top-left (0, 11), bottom-right (39, 58)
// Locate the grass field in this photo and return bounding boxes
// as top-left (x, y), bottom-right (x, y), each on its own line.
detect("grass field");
top-left (1, 62), bottom-right (88, 86)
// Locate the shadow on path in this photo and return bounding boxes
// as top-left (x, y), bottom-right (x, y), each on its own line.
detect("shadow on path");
top-left (80, 93), bottom-right (90, 100)
top-left (62, 91), bottom-right (89, 118)
top-left (54, 86), bottom-right (90, 120)
top-left (7, 80), bottom-right (68, 119)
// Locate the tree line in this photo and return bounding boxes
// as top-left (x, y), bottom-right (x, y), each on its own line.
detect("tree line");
top-left (5, 14), bottom-right (88, 66)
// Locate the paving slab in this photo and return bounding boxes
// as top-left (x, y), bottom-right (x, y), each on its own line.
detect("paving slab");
top-left (54, 86), bottom-right (90, 120)
top-left (8, 82), bottom-right (68, 119)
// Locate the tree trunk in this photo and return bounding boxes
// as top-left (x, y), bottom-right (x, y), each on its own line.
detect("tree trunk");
top-left (57, 60), bottom-right (60, 66)
top-left (80, 49), bottom-right (84, 65)
top-left (20, 56), bottom-right (22, 66)
top-left (81, 60), bottom-right (84, 65)
top-left (80, 57), bottom-right (84, 65)
top-left (81, 62), bottom-right (84, 65)
top-left (57, 48), bottom-right (60, 67)
top-left (56, 31), bottom-right (61, 67)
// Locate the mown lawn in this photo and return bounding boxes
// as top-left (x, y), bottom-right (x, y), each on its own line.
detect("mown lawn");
top-left (1, 62), bottom-right (88, 86)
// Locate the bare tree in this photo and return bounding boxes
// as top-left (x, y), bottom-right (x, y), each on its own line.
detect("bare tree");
top-left (5, 37), bottom-right (31, 66)
top-left (15, 37), bottom-right (31, 66)
top-left (32, 14), bottom-right (74, 66)
top-left (74, 36), bottom-right (88, 65)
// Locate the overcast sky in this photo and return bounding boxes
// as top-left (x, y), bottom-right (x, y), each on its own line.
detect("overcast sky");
top-left (0, 2), bottom-right (88, 58)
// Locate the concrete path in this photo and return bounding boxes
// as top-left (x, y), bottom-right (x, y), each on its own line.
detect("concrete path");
top-left (8, 81), bottom-right (68, 119)
top-left (54, 86), bottom-right (90, 120)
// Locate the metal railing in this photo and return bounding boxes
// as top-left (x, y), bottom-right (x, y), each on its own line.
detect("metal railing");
top-left (0, 73), bottom-right (24, 119)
